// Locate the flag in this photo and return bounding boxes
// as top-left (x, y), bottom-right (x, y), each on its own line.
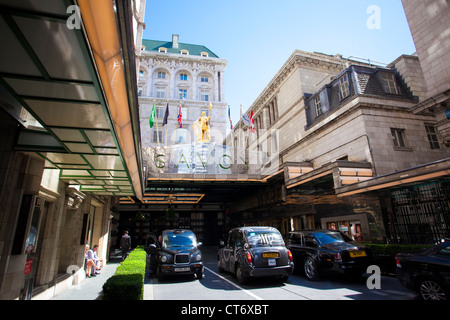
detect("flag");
top-left (162, 103), bottom-right (169, 126)
top-left (242, 112), bottom-right (249, 126)
top-left (228, 105), bottom-right (233, 130)
top-left (177, 105), bottom-right (183, 128)
top-left (149, 103), bottom-right (156, 128)
top-left (250, 109), bottom-right (255, 133)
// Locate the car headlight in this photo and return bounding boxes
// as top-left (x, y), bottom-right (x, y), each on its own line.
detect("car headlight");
top-left (191, 251), bottom-right (202, 261)
top-left (160, 254), bottom-right (170, 263)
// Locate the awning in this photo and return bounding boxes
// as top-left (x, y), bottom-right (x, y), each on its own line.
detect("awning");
top-left (285, 160), bottom-right (373, 190)
top-left (336, 158), bottom-right (450, 197)
top-left (0, 0), bottom-right (143, 199)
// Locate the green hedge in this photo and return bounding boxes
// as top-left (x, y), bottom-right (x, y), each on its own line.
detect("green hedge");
top-left (102, 245), bottom-right (146, 300)
top-left (363, 243), bottom-right (433, 256)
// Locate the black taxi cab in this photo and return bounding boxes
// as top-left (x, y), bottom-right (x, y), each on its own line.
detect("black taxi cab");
top-left (217, 226), bottom-right (294, 284)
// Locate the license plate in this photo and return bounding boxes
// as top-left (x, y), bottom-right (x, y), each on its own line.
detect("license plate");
top-left (262, 252), bottom-right (280, 258)
top-left (268, 259), bottom-right (276, 267)
top-left (174, 267), bottom-right (190, 272)
top-left (349, 250), bottom-right (366, 258)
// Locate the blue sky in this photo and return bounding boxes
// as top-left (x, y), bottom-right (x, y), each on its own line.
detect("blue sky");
top-left (143, 0), bottom-right (416, 130)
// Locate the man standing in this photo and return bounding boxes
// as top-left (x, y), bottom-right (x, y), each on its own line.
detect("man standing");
top-left (120, 230), bottom-right (131, 261)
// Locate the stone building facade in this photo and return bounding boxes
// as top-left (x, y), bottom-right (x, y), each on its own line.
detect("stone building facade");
top-left (138, 34), bottom-right (228, 147)
top-left (225, 47), bottom-right (449, 244)
top-left (0, 0), bottom-right (145, 300)
top-left (402, 0), bottom-right (450, 146)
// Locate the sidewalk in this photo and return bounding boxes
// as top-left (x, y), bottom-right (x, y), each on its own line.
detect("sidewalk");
top-left (50, 250), bottom-right (122, 300)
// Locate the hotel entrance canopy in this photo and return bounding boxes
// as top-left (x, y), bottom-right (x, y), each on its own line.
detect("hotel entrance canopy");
top-left (0, 0), bottom-right (144, 199)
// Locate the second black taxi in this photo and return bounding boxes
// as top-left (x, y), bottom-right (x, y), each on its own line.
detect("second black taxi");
top-left (287, 229), bottom-right (372, 281)
top-left (218, 226), bottom-right (294, 284)
top-left (146, 229), bottom-right (204, 280)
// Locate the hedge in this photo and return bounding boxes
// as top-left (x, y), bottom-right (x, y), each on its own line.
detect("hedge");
top-left (363, 243), bottom-right (433, 256)
top-left (102, 245), bottom-right (147, 300)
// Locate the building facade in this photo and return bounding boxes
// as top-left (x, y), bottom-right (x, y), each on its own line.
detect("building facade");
top-left (138, 34), bottom-right (228, 147)
top-left (0, 0), bottom-right (145, 300)
top-left (225, 46), bottom-right (449, 244)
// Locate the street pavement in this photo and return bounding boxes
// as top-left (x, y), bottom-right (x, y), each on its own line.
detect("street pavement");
top-left (48, 246), bottom-right (417, 301)
top-left (50, 250), bottom-right (121, 300)
top-left (143, 246), bottom-right (418, 301)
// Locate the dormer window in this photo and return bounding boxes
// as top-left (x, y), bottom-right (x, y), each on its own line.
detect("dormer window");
top-left (158, 47), bottom-right (167, 53)
top-left (314, 95), bottom-right (322, 116)
top-left (380, 72), bottom-right (398, 94)
top-left (180, 49), bottom-right (189, 55)
top-left (339, 74), bottom-right (350, 99)
top-left (200, 52), bottom-right (209, 57)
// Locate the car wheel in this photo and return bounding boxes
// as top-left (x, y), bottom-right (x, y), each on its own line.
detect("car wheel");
top-left (236, 264), bottom-right (248, 285)
top-left (156, 267), bottom-right (165, 281)
top-left (217, 258), bottom-right (225, 273)
top-left (304, 257), bottom-right (320, 281)
top-left (279, 274), bottom-right (289, 282)
top-left (418, 278), bottom-right (447, 301)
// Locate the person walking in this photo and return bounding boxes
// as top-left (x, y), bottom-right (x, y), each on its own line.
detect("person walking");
top-left (120, 230), bottom-right (131, 261)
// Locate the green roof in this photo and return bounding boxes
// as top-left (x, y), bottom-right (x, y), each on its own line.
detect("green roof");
top-left (142, 39), bottom-right (219, 58)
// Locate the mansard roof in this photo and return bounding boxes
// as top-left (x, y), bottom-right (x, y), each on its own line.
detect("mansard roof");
top-left (304, 65), bottom-right (417, 128)
top-left (142, 39), bottom-right (219, 58)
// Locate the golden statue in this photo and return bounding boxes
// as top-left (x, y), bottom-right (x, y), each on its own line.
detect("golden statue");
top-left (193, 102), bottom-right (213, 142)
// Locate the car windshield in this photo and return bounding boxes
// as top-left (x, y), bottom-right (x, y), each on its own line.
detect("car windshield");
top-left (246, 231), bottom-right (284, 247)
top-left (313, 232), bottom-right (350, 245)
top-left (162, 232), bottom-right (197, 249)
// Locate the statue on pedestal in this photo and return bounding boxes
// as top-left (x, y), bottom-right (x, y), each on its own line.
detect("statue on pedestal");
top-left (192, 103), bottom-right (213, 143)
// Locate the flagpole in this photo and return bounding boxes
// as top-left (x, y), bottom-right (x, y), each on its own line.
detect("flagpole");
top-left (164, 101), bottom-right (169, 146)
top-left (154, 100), bottom-right (160, 146)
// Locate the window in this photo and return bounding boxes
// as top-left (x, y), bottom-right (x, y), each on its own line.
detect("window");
top-left (157, 71), bottom-right (166, 79)
top-left (138, 87), bottom-right (143, 96)
top-left (200, 92), bottom-right (209, 102)
top-left (425, 125), bottom-right (440, 149)
top-left (180, 73), bottom-right (188, 81)
top-left (155, 106), bottom-right (164, 118)
top-left (180, 49), bottom-right (189, 55)
top-left (339, 74), bottom-right (350, 99)
top-left (178, 89), bottom-right (187, 99)
top-left (156, 88), bottom-right (165, 98)
top-left (200, 52), bottom-right (209, 57)
top-left (288, 233), bottom-right (302, 245)
top-left (391, 128), bottom-right (406, 148)
top-left (314, 95), bottom-right (322, 116)
top-left (304, 234), bottom-right (318, 248)
top-left (152, 130), bottom-right (162, 143)
top-left (201, 76), bottom-right (209, 83)
top-left (181, 107), bottom-right (188, 120)
top-left (380, 72), bottom-right (398, 94)
top-left (139, 70), bottom-right (144, 77)
top-left (158, 47), bottom-right (167, 53)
